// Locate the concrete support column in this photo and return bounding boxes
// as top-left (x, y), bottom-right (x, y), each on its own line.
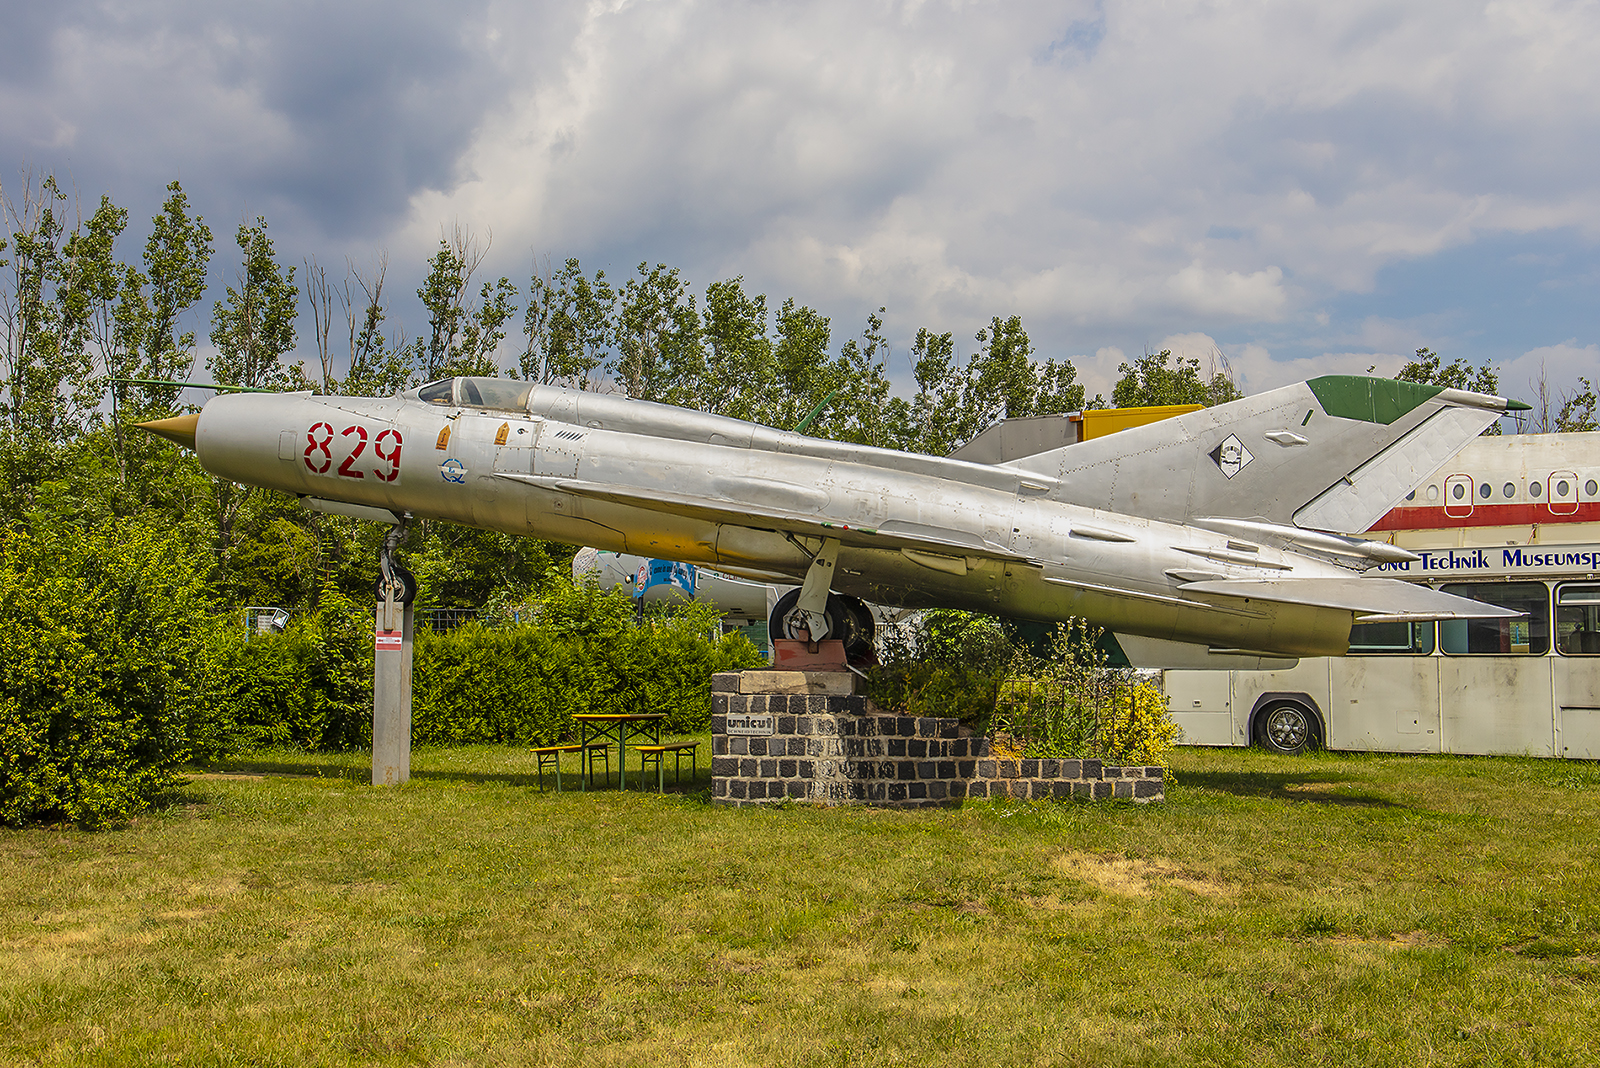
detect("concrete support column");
top-left (372, 598), bottom-right (415, 786)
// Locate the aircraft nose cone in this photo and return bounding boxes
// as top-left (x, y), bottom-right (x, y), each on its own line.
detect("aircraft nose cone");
top-left (136, 413), bottom-right (200, 449)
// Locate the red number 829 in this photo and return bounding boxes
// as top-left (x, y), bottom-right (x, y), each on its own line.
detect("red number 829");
top-left (303, 423), bottom-right (403, 481)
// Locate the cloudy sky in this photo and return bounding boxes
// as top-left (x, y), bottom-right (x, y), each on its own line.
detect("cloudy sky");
top-left (4, 0), bottom-right (1598, 407)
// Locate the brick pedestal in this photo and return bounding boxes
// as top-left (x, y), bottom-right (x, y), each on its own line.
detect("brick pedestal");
top-left (710, 671), bottom-right (1164, 808)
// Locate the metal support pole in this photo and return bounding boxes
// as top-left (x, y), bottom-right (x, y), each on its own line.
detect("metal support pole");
top-left (373, 522), bottom-right (413, 786)
top-left (795, 537), bottom-right (841, 641)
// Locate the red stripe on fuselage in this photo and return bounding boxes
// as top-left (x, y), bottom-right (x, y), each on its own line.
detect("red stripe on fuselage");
top-left (1367, 501), bottom-right (1600, 532)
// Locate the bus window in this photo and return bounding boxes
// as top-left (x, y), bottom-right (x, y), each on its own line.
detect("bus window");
top-left (1348, 619), bottom-right (1435, 654)
top-left (1556, 584), bottom-right (1600, 655)
top-left (1439, 582), bottom-right (1549, 655)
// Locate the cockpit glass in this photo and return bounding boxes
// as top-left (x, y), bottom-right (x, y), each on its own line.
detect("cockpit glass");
top-left (414, 377), bottom-right (534, 413)
top-left (419, 379), bottom-right (454, 405)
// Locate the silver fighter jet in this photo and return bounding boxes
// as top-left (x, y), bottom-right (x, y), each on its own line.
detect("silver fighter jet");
top-left (140, 374), bottom-right (1524, 668)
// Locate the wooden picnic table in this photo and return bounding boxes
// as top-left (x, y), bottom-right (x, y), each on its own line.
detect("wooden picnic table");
top-left (572, 713), bottom-right (665, 790)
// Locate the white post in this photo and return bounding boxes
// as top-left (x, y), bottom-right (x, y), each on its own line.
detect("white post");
top-left (372, 593), bottom-right (414, 786)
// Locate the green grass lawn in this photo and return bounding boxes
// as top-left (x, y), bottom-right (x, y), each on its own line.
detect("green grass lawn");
top-left (3, 744), bottom-right (1599, 1067)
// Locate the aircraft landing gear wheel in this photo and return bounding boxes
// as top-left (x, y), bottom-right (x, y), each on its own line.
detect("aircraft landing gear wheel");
top-left (375, 563), bottom-right (417, 606)
top-left (838, 594), bottom-right (876, 661)
top-left (1256, 702), bottom-right (1316, 755)
top-left (770, 588), bottom-right (853, 648)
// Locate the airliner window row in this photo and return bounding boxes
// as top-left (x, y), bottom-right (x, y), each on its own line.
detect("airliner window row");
top-left (1404, 476), bottom-right (1598, 503)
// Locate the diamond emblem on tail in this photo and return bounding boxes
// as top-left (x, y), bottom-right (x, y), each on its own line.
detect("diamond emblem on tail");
top-left (1210, 434), bottom-right (1253, 479)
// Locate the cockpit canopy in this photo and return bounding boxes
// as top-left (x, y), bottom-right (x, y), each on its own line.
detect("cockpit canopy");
top-left (411, 377), bottom-right (535, 413)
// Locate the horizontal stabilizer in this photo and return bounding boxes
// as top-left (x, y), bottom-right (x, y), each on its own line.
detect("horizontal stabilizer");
top-left (1178, 577), bottom-right (1521, 619)
top-left (1115, 633), bottom-right (1298, 671)
top-left (495, 474), bottom-right (1031, 564)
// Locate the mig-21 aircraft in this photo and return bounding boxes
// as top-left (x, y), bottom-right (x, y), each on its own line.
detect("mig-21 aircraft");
top-left (140, 374), bottom-right (1525, 668)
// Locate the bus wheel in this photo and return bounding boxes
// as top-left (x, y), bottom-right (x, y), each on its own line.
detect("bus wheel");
top-left (1256, 702), bottom-right (1317, 755)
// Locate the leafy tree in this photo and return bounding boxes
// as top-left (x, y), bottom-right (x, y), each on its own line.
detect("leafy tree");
top-left (452, 275), bottom-right (517, 379)
top-left (206, 215), bottom-right (301, 598)
top-left (139, 181), bottom-right (212, 408)
top-left (613, 262), bottom-right (701, 402)
top-left (418, 229), bottom-right (480, 381)
top-left (66, 196), bottom-right (149, 480)
top-left (208, 216), bottom-right (300, 390)
top-left (1, 177), bottom-right (147, 517)
top-left (527, 258), bottom-right (614, 389)
top-left (1, 174), bottom-right (64, 451)
top-left (520, 255), bottom-right (558, 384)
top-left (1397, 347), bottom-right (1501, 435)
top-left (772, 298), bottom-right (839, 430)
top-left (833, 308), bottom-right (899, 447)
top-left (1556, 376), bottom-right (1597, 433)
top-left (1034, 356), bottom-right (1088, 417)
top-left (1111, 350), bottom-right (1240, 408)
top-left (968, 315), bottom-right (1039, 425)
top-left (1397, 347), bottom-right (1499, 394)
top-left (417, 229), bottom-right (517, 381)
top-left (909, 327), bottom-right (965, 455)
top-left (403, 522), bottom-right (566, 613)
top-left (897, 315), bottom-right (1090, 455)
top-left (0, 174), bottom-right (104, 448)
top-left (700, 277), bottom-right (774, 420)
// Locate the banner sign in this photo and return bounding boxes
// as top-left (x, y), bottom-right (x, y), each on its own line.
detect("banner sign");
top-left (633, 558), bottom-right (697, 599)
top-left (1372, 542), bottom-right (1600, 579)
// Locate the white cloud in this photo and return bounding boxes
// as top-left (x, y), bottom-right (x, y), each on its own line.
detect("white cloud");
top-left (5, 0), bottom-right (1599, 396)
top-left (1498, 341), bottom-right (1600, 409)
top-left (413, 0), bottom-right (1600, 353)
top-left (1166, 264), bottom-right (1287, 320)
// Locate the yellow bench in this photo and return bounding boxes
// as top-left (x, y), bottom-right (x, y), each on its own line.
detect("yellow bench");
top-left (530, 743), bottom-right (611, 791)
top-left (635, 742), bottom-right (700, 792)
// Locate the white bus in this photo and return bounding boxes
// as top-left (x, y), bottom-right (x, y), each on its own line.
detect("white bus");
top-left (1165, 432), bottom-right (1600, 758)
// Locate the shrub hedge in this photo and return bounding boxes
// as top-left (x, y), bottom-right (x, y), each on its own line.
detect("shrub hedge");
top-left (867, 611), bottom-right (1179, 769)
top-left (0, 523), bottom-right (763, 828)
top-left (210, 579), bottom-right (764, 751)
top-left (409, 585), bottom-right (762, 745)
top-left (204, 584), bottom-right (375, 752)
top-left (0, 522), bottom-right (218, 829)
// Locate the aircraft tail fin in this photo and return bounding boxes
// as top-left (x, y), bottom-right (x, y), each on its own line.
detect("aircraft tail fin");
top-left (1010, 376), bottom-right (1527, 534)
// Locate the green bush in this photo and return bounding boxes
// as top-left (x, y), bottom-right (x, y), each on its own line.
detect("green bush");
top-left (204, 584), bottom-right (374, 751)
top-left (867, 611), bottom-right (1179, 768)
top-left (992, 620), bottom-right (1177, 767)
top-left (209, 575), bottom-right (765, 751)
top-left (0, 522), bottom-right (221, 828)
top-left (411, 581), bottom-right (763, 745)
top-left (865, 609), bottom-right (1021, 729)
